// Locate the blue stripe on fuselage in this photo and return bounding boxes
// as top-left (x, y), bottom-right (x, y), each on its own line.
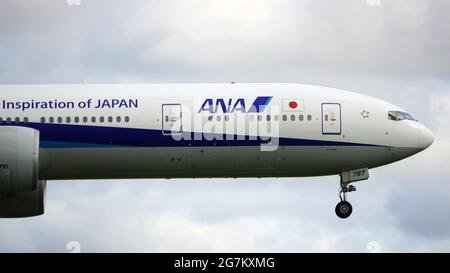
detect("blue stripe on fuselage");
top-left (0, 122), bottom-right (380, 148)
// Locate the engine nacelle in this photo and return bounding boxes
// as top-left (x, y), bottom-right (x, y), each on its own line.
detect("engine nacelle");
top-left (0, 126), bottom-right (45, 217)
top-left (0, 126), bottom-right (39, 193)
top-left (0, 180), bottom-right (46, 218)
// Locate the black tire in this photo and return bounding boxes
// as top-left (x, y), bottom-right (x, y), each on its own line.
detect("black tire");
top-left (335, 201), bottom-right (353, 219)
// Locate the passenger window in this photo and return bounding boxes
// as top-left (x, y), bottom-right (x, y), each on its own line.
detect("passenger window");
top-left (57, 117), bottom-right (63, 123)
top-left (216, 115), bottom-right (222, 122)
top-left (258, 115), bottom-right (263, 121)
top-left (307, 115), bottom-right (312, 121)
top-left (125, 116), bottom-right (130, 122)
top-left (224, 115), bottom-right (230, 122)
top-left (274, 115), bottom-right (279, 121)
top-left (6, 117), bottom-right (12, 123)
top-left (49, 117), bottom-right (54, 123)
top-left (299, 115), bottom-right (304, 121)
top-left (266, 115), bottom-right (271, 121)
top-left (15, 117), bottom-right (20, 123)
top-left (116, 116), bottom-right (121, 123)
top-left (24, 117), bottom-right (29, 123)
top-left (290, 115), bottom-right (296, 121)
top-left (75, 117), bottom-right (80, 123)
top-left (91, 117), bottom-right (96, 123)
top-left (41, 117), bottom-right (45, 123)
top-left (66, 117), bottom-right (71, 123)
top-left (108, 116), bottom-right (113, 123)
top-left (83, 117), bottom-right (88, 123)
top-left (0, 117), bottom-right (3, 122)
top-left (100, 116), bottom-right (105, 123)
top-left (282, 115), bottom-right (287, 121)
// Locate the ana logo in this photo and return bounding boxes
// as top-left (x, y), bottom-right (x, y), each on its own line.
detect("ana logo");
top-left (198, 96), bottom-right (272, 113)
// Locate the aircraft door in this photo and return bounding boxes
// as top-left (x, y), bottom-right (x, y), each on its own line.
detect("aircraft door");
top-left (322, 103), bottom-right (341, 135)
top-left (162, 104), bottom-right (182, 135)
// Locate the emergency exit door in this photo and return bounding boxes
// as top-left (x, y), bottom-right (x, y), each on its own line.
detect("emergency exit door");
top-left (162, 104), bottom-right (182, 135)
top-left (322, 103), bottom-right (341, 135)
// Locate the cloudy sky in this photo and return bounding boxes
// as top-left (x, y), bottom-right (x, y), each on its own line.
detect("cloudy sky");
top-left (0, 0), bottom-right (449, 252)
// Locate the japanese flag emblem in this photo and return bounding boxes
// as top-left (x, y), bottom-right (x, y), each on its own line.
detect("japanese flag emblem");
top-left (283, 99), bottom-right (304, 112)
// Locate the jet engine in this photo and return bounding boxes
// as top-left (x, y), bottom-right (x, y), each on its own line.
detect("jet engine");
top-left (0, 126), bottom-right (46, 217)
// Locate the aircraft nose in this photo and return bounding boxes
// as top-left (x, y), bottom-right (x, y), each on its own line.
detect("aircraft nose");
top-left (419, 124), bottom-right (434, 150)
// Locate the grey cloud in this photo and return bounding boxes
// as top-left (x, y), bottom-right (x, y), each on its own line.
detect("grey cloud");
top-left (1, 0), bottom-right (450, 83)
top-left (388, 185), bottom-right (450, 239)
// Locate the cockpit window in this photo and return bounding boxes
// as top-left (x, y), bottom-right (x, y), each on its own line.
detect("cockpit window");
top-left (388, 111), bottom-right (416, 121)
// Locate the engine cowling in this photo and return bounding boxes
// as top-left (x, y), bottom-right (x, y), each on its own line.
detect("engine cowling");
top-left (0, 180), bottom-right (46, 218)
top-left (0, 126), bottom-right (45, 218)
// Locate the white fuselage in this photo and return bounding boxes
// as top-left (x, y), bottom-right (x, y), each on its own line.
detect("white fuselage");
top-left (0, 83), bottom-right (434, 180)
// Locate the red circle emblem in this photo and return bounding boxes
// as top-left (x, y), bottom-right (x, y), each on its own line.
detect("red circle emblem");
top-left (289, 101), bottom-right (298, 109)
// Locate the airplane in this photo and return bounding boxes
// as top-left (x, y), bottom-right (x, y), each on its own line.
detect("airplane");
top-left (0, 83), bottom-right (434, 219)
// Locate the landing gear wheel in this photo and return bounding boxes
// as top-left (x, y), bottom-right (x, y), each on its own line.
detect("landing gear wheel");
top-left (335, 175), bottom-right (357, 219)
top-left (335, 201), bottom-right (353, 219)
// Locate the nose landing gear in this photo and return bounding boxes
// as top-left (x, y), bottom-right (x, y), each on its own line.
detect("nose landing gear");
top-left (335, 181), bottom-right (356, 219)
top-left (335, 168), bottom-right (369, 219)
